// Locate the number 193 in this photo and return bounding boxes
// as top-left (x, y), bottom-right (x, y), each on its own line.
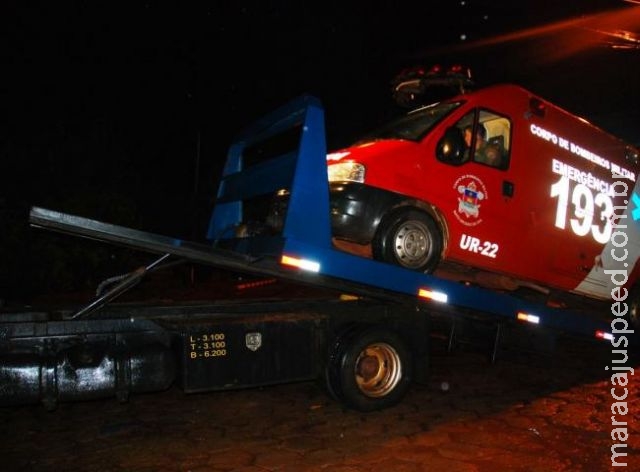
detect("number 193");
top-left (550, 176), bottom-right (613, 244)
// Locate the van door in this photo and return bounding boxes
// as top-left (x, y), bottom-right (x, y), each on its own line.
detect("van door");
top-left (437, 108), bottom-right (523, 275)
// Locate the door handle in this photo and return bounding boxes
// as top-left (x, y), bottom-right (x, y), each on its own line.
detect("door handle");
top-left (502, 180), bottom-right (515, 197)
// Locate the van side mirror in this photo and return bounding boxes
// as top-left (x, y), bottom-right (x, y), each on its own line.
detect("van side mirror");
top-left (436, 127), bottom-right (466, 165)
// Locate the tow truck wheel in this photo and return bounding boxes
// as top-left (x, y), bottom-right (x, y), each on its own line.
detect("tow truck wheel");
top-left (325, 326), bottom-right (412, 412)
top-left (373, 209), bottom-right (442, 273)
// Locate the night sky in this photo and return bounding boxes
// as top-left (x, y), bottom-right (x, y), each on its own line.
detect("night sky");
top-left (2, 1), bottom-right (640, 299)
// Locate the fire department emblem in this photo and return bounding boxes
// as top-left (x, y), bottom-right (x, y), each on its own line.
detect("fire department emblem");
top-left (453, 175), bottom-right (487, 227)
top-left (245, 332), bottom-right (262, 351)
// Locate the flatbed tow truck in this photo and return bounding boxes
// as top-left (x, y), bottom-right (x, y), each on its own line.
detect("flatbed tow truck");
top-left (0, 93), bottom-right (619, 412)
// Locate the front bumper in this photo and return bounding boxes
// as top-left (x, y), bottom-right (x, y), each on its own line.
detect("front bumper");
top-left (329, 183), bottom-right (403, 244)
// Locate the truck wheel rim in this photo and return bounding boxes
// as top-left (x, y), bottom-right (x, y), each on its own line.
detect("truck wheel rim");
top-left (354, 343), bottom-right (402, 398)
top-left (393, 221), bottom-right (432, 268)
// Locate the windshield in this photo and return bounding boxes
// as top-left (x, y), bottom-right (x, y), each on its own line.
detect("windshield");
top-left (356, 101), bottom-right (462, 143)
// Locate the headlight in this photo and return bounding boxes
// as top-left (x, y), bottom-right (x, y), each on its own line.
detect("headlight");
top-left (327, 162), bottom-right (366, 183)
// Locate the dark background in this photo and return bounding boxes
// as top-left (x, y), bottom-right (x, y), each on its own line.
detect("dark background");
top-left (2, 1), bottom-right (640, 301)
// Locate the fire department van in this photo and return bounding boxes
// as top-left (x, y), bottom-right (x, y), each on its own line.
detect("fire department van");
top-left (327, 80), bottom-right (640, 303)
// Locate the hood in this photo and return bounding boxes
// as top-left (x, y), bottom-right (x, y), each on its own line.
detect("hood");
top-left (327, 139), bottom-right (419, 164)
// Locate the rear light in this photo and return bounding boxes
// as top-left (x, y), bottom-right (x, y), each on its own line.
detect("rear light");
top-left (418, 288), bottom-right (448, 303)
top-left (517, 312), bottom-right (540, 324)
top-left (281, 255), bottom-right (321, 273)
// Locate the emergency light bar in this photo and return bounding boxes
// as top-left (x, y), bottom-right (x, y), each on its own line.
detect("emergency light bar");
top-left (418, 288), bottom-right (448, 303)
top-left (280, 255), bottom-right (321, 273)
top-left (391, 64), bottom-right (474, 108)
top-left (516, 312), bottom-right (540, 324)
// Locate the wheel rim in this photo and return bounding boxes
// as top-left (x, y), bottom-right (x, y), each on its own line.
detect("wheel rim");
top-left (393, 220), bottom-right (433, 269)
top-left (354, 342), bottom-right (402, 398)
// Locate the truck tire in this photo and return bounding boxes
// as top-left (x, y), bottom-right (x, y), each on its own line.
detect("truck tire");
top-left (372, 209), bottom-right (442, 273)
top-left (325, 325), bottom-right (412, 412)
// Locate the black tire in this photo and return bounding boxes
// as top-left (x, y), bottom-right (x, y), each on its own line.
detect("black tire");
top-left (372, 209), bottom-right (442, 273)
top-left (325, 325), bottom-right (413, 412)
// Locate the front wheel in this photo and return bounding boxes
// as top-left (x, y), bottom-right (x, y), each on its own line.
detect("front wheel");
top-left (372, 209), bottom-right (442, 273)
top-left (325, 325), bottom-right (413, 412)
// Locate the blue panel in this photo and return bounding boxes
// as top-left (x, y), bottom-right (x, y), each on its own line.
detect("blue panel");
top-left (234, 95), bottom-right (323, 145)
top-left (217, 152), bottom-right (297, 203)
top-left (207, 142), bottom-right (244, 240)
top-left (282, 102), bottom-right (332, 248)
top-left (207, 95), bottom-right (325, 243)
top-left (206, 201), bottom-right (242, 240)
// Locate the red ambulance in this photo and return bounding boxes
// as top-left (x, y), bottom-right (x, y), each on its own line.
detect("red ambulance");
top-left (327, 78), bottom-right (640, 303)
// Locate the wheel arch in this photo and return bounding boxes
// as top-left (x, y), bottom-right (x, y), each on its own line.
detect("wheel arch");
top-left (378, 198), bottom-right (451, 258)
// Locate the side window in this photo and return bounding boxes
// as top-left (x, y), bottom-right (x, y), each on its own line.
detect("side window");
top-left (470, 110), bottom-right (511, 170)
top-left (479, 110), bottom-right (511, 169)
top-left (437, 109), bottom-right (512, 170)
